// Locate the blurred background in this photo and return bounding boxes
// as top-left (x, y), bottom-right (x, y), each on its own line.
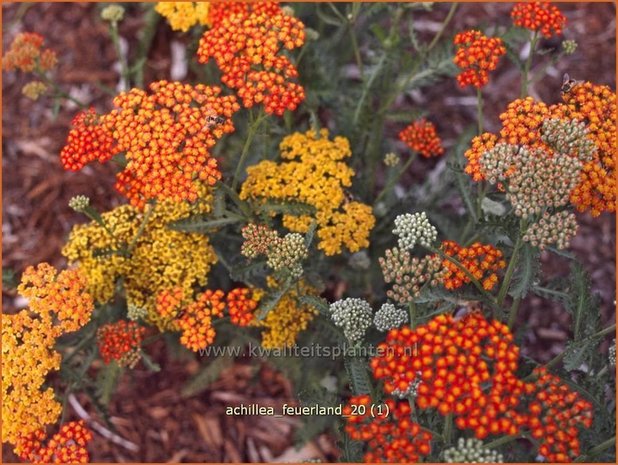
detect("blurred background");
top-left (2, 2), bottom-right (615, 462)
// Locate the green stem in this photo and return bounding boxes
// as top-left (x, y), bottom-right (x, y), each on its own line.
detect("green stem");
top-left (520, 31), bottom-right (539, 98)
top-left (109, 21), bottom-right (130, 90)
top-left (476, 87), bottom-right (484, 135)
top-left (498, 233), bottom-right (524, 309)
top-left (508, 296), bottom-right (521, 327)
top-left (374, 153), bottom-right (417, 205)
top-left (35, 70), bottom-right (88, 109)
top-left (524, 323), bottom-right (617, 381)
top-left (408, 300), bottom-right (417, 329)
top-left (442, 413), bottom-right (453, 445)
top-left (574, 436), bottom-right (615, 462)
top-left (484, 435), bottom-right (519, 449)
top-left (232, 112), bottom-right (266, 190)
top-left (429, 246), bottom-right (499, 309)
top-left (426, 3), bottom-right (458, 52)
top-left (346, 5), bottom-right (364, 78)
top-left (126, 201), bottom-right (156, 254)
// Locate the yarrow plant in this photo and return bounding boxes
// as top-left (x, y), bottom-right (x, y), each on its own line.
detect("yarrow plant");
top-left (2, 2), bottom-right (615, 463)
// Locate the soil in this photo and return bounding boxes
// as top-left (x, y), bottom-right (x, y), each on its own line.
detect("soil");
top-left (2, 2), bottom-right (615, 462)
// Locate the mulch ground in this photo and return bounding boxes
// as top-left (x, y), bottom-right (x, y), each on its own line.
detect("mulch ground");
top-left (2, 2), bottom-right (615, 462)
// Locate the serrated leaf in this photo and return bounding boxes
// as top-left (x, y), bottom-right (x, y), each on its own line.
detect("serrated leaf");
top-left (563, 338), bottom-right (601, 372)
top-left (181, 355), bottom-right (234, 398)
top-left (298, 295), bottom-right (330, 315)
top-left (481, 197), bottom-right (507, 216)
top-left (304, 221), bottom-right (318, 248)
top-left (168, 216), bottom-right (240, 233)
top-left (255, 281), bottom-right (292, 320)
top-left (96, 362), bottom-right (121, 407)
top-left (566, 263), bottom-right (599, 341)
top-left (509, 244), bottom-right (540, 299)
top-left (140, 351), bottom-right (161, 372)
top-left (257, 199), bottom-right (316, 216)
top-left (344, 356), bottom-right (372, 395)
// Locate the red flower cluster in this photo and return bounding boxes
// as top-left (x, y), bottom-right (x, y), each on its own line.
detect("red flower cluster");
top-left (60, 81), bottom-right (239, 208)
top-left (440, 241), bottom-right (506, 291)
top-left (197, 4), bottom-right (305, 115)
top-left (453, 30), bottom-right (506, 88)
top-left (2, 32), bottom-right (57, 72)
top-left (60, 108), bottom-right (115, 171)
top-left (178, 289), bottom-right (226, 352)
top-left (155, 287), bottom-right (185, 323)
top-left (15, 421), bottom-right (92, 463)
top-left (370, 313), bottom-right (594, 460)
top-left (511, 2), bottom-right (567, 38)
top-left (343, 395), bottom-right (432, 462)
top-left (227, 287), bottom-right (260, 326)
top-left (398, 119), bottom-right (444, 158)
top-left (97, 320), bottom-right (146, 368)
top-left (527, 368), bottom-right (593, 462)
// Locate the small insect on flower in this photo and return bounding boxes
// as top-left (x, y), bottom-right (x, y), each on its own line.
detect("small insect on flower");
top-left (561, 73), bottom-right (583, 94)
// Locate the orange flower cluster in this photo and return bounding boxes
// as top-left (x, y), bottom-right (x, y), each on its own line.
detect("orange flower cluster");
top-left (2, 32), bottom-right (57, 72)
top-left (527, 368), bottom-right (593, 462)
top-left (440, 241), bottom-right (506, 291)
top-left (511, 2), bottom-right (566, 38)
top-left (97, 320), bottom-right (146, 368)
top-left (197, 3), bottom-right (305, 115)
top-left (398, 119), bottom-right (444, 158)
top-left (553, 82), bottom-right (616, 216)
top-left (453, 30), bottom-right (506, 88)
top-left (178, 289), bottom-right (226, 352)
top-left (465, 87), bottom-right (616, 216)
top-left (3, 264), bottom-right (93, 449)
top-left (371, 313), bottom-right (522, 440)
top-left (343, 395), bottom-right (432, 462)
top-left (227, 287), bottom-right (260, 327)
top-left (15, 421), bottom-right (92, 463)
top-left (105, 81), bottom-right (239, 207)
top-left (60, 81), bottom-right (239, 208)
top-left (370, 313), bottom-right (594, 456)
top-left (60, 108), bottom-right (116, 171)
top-left (155, 287), bottom-right (186, 326)
top-left (207, 1), bottom-right (281, 28)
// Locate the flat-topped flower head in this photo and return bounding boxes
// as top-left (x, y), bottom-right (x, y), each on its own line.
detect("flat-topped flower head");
top-left (97, 320), bottom-right (146, 368)
top-left (399, 119), bottom-right (444, 157)
top-left (523, 211), bottom-right (578, 250)
top-left (155, 2), bottom-right (210, 31)
top-left (197, 3), bottom-right (305, 115)
top-left (444, 438), bottom-right (504, 463)
top-left (453, 30), bottom-right (505, 88)
top-left (15, 421), bottom-right (93, 463)
top-left (440, 241), bottom-right (506, 291)
top-left (329, 298), bottom-right (373, 343)
top-left (511, 2), bottom-right (566, 38)
top-left (227, 288), bottom-right (260, 327)
top-left (392, 212), bottom-right (437, 250)
top-left (374, 303), bottom-right (408, 332)
top-left (2, 32), bottom-right (57, 72)
top-left (344, 395), bottom-right (432, 462)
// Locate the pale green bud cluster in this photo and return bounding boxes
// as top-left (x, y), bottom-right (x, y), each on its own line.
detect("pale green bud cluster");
top-left (68, 195), bottom-right (91, 213)
top-left (393, 212), bottom-right (437, 250)
top-left (241, 223), bottom-right (279, 258)
top-left (127, 304), bottom-right (148, 322)
top-left (267, 233), bottom-right (308, 279)
top-left (21, 81), bottom-right (47, 101)
top-left (610, 339), bottom-right (616, 367)
top-left (443, 438), bottom-right (504, 463)
top-left (480, 144), bottom-right (581, 218)
top-left (523, 211), bottom-right (578, 250)
top-left (392, 375), bottom-right (422, 399)
top-left (541, 118), bottom-right (596, 162)
top-left (374, 303), bottom-right (408, 332)
top-left (384, 152), bottom-right (400, 167)
top-left (348, 251), bottom-right (371, 271)
top-left (329, 298), bottom-right (373, 343)
top-left (380, 247), bottom-right (444, 305)
top-left (562, 39), bottom-right (578, 55)
top-left (101, 4), bottom-right (125, 23)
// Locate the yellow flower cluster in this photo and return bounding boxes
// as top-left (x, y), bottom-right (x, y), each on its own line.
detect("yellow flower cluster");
top-left (155, 2), bottom-right (211, 32)
top-left (252, 280), bottom-right (318, 349)
top-left (2, 264), bottom-right (93, 447)
top-left (240, 129), bottom-right (376, 255)
top-left (62, 195), bottom-right (217, 330)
